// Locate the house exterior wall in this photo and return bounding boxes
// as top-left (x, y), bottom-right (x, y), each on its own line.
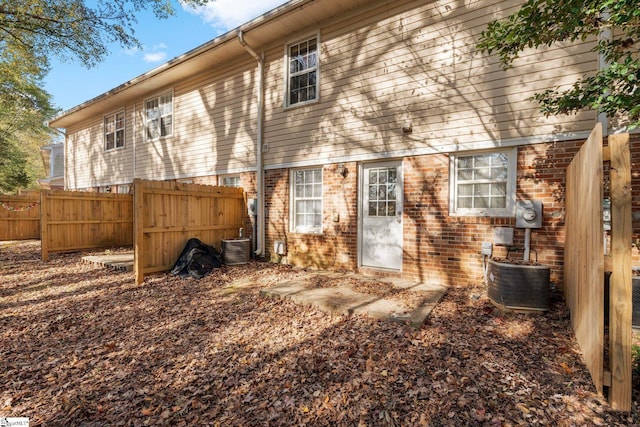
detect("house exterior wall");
top-left (261, 0), bottom-right (596, 169)
top-left (64, 0), bottom-right (598, 190)
top-left (56, 0), bottom-right (640, 285)
top-left (65, 58), bottom-right (258, 190)
top-left (260, 140), bottom-right (586, 286)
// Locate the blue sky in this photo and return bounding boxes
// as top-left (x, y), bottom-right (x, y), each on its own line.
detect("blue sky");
top-left (44, 0), bottom-right (286, 112)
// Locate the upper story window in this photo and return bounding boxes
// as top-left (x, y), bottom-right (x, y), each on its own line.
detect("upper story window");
top-left (145, 92), bottom-right (173, 141)
top-left (291, 168), bottom-right (323, 233)
top-left (104, 111), bottom-right (125, 151)
top-left (449, 147), bottom-right (517, 217)
top-left (286, 36), bottom-right (318, 107)
top-left (220, 175), bottom-right (240, 187)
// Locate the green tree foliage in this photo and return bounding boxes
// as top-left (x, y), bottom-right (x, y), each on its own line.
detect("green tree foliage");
top-left (0, 0), bottom-right (212, 192)
top-left (478, 0), bottom-right (640, 128)
top-left (0, 42), bottom-right (54, 192)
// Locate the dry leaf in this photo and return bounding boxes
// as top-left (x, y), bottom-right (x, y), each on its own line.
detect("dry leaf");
top-left (0, 241), bottom-right (636, 426)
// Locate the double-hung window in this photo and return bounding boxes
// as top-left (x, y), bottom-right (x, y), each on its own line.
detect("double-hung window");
top-left (220, 175), bottom-right (240, 187)
top-left (291, 168), bottom-right (323, 233)
top-left (286, 36), bottom-right (318, 107)
top-left (145, 92), bottom-right (173, 141)
top-left (449, 148), bottom-right (516, 217)
top-left (104, 111), bottom-right (125, 151)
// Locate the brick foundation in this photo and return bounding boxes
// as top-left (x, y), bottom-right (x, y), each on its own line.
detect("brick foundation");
top-left (87, 135), bottom-right (640, 287)
top-left (259, 137), bottom-right (640, 287)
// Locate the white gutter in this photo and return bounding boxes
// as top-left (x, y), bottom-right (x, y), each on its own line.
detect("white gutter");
top-left (598, 10), bottom-right (611, 136)
top-left (132, 104), bottom-right (136, 183)
top-left (238, 30), bottom-right (265, 256)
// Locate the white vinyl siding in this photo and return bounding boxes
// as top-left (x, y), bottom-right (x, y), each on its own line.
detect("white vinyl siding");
top-left (145, 92), bottom-right (173, 141)
top-left (66, 112), bottom-right (134, 190)
top-left (285, 36), bottom-right (319, 107)
top-left (104, 111), bottom-right (125, 151)
top-left (133, 59), bottom-right (257, 182)
top-left (63, 0), bottom-right (600, 190)
top-left (263, 0), bottom-right (597, 167)
top-left (449, 147), bottom-right (517, 217)
top-left (291, 168), bottom-right (323, 233)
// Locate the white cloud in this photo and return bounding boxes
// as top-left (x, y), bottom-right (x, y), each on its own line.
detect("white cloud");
top-left (183, 0), bottom-right (287, 31)
top-left (143, 51), bottom-right (168, 63)
top-left (152, 43), bottom-right (168, 51)
top-left (123, 46), bottom-right (139, 56)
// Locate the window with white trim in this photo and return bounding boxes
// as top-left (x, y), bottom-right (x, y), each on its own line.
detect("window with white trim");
top-left (286, 36), bottom-right (318, 107)
top-left (449, 148), bottom-right (516, 216)
top-left (220, 176), bottom-right (240, 187)
top-left (145, 92), bottom-right (173, 141)
top-left (291, 168), bottom-right (323, 233)
top-left (104, 111), bottom-right (125, 150)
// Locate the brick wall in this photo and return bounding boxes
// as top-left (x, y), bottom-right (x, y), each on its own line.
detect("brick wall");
top-left (264, 163), bottom-right (359, 271)
top-left (87, 134), bottom-right (640, 286)
top-left (261, 141), bottom-right (586, 287)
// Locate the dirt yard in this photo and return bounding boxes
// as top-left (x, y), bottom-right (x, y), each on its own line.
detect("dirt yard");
top-left (1, 240), bottom-right (639, 426)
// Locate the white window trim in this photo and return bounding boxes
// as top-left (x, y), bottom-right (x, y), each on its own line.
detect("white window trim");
top-left (104, 109), bottom-right (126, 151)
top-left (219, 175), bottom-right (241, 187)
top-left (144, 90), bottom-right (174, 142)
top-left (283, 32), bottom-right (320, 109)
top-left (290, 167), bottom-right (323, 234)
top-left (449, 147), bottom-right (517, 217)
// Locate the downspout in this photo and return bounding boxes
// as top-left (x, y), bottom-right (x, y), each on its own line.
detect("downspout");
top-left (133, 104), bottom-right (136, 184)
top-left (238, 30), bottom-right (265, 256)
top-left (598, 10), bottom-right (611, 136)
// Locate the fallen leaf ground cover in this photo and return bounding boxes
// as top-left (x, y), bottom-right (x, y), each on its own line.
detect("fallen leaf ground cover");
top-left (1, 240), bottom-right (639, 426)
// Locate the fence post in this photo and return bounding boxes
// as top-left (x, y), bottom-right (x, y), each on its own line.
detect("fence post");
top-left (41, 191), bottom-right (49, 261)
top-left (134, 179), bottom-right (145, 285)
top-left (608, 133), bottom-right (632, 411)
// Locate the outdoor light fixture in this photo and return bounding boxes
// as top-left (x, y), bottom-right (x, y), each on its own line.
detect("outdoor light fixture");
top-left (336, 163), bottom-right (348, 178)
top-left (402, 123), bottom-right (413, 134)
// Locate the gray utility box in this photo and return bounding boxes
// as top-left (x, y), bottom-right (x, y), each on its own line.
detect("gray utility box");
top-left (222, 238), bottom-right (251, 265)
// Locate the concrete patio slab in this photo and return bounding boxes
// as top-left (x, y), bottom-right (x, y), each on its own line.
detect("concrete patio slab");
top-left (260, 273), bottom-right (447, 327)
top-left (82, 252), bottom-right (134, 271)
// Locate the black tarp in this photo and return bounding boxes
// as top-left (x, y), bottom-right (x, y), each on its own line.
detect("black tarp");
top-left (170, 238), bottom-right (223, 279)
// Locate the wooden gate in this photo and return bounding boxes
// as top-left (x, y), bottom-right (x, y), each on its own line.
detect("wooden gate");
top-left (40, 190), bottom-right (133, 260)
top-left (0, 193), bottom-right (40, 240)
top-left (133, 179), bottom-right (245, 284)
top-left (564, 123), bottom-right (631, 411)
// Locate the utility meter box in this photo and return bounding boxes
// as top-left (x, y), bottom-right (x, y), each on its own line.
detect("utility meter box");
top-left (247, 198), bottom-right (257, 217)
top-left (516, 200), bottom-right (543, 229)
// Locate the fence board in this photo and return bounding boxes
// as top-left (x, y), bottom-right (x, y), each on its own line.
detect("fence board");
top-left (564, 123), bottom-right (604, 394)
top-left (0, 194), bottom-right (40, 240)
top-left (41, 190), bottom-right (133, 260)
top-left (608, 133), bottom-right (632, 411)
top-left (133, 179), bottom-right (245, 284)
top-left (564, 125), bottom-right (632, 411)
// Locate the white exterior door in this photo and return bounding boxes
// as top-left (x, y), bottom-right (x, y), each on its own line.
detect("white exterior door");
top-left (360, 161), bottom-right (403, 270)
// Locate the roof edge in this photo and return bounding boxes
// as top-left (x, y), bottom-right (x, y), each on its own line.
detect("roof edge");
top-left (48, 0), bottom-right (312, 127)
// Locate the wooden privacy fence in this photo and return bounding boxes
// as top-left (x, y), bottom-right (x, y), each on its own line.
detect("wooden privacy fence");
top-left (0, 193), bottom-right (41, 240)
top-left (41, 190), bottom-right (134, 260)
top-left (133, 179), bottom-right (245, 284)
top-left (564, 123), bottom-right (631, 411)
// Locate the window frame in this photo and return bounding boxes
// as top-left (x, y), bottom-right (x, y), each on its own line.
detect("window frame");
top-left (290, 167), bottom-right (323, 234)
top-left (220, 175), bottom-right (241, 187)
top-left (449, 147), bottom-right (517, 217)
top-left (104, 110), bottom-right (126, 151)
top-left (144, 90), bottom-right (174, 142)
top-left (284, 33), bottom-right (320, 109)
